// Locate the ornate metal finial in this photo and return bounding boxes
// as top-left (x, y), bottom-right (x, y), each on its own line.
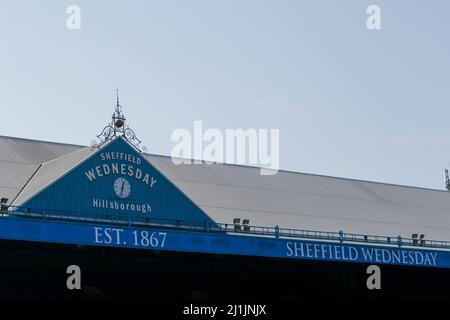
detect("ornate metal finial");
top-left (91, 90), bottom-right (148, 153)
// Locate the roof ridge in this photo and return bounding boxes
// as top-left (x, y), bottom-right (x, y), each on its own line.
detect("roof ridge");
top-left (146, 154), bottom-right (448, 193)
top-left (0, 135), bottom-right (86, 148)
top-left (0, 134), bottom-right (446, 193)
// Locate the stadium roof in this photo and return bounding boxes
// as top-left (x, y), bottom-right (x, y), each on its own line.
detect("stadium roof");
top-left (1, 135), bottom-right (450, 241)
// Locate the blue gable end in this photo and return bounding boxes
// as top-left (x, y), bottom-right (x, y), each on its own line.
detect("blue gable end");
top-left (19, 137), bottom-right (214, 225)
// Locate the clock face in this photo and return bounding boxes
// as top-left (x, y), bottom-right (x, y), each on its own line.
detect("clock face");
top-left (113, 177), bottom-right (131, 199)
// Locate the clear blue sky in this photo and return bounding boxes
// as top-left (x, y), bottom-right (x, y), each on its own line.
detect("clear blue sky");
top-left (1, 0), bottom-right (450, 190)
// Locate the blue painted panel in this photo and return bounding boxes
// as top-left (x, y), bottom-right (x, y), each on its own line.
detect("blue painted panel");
top-left (20, 137), bottom-right (213, 225)
top-left (0, 217), bottom-right (449, 269)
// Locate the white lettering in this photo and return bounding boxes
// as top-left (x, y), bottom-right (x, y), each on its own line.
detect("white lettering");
top-left (85, 169), bottom-right (96, 181)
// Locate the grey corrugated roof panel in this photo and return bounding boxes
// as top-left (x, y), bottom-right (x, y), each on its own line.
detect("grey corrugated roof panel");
top-left (11, 143), bottom-right (105, 207)
top-left (0, 135), bottom-right (83, 164)
top-left (159, 176), bottom-right (450, 234)
top-left (0, 135), bottom-right (85, 148)
top-left (146, 155), bottom-right (450, 209)
top-left (1, 135), bottom-right (450, 241)
top-left (2, 134), bottom-right (445, 194)
top-left (0, 162), bottom-right (40, 189)
top-left (145, 155), bottom-right (450, 240)
top-left (149, 154), bottom-right (450, 194)
top-left (0, 187), bottom-right (21, 204)
top-left (202, 206), bottom-right (450, 241)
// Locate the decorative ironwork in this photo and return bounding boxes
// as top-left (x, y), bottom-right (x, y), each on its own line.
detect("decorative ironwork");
top-left (92, 90), bottom-right (148, 153)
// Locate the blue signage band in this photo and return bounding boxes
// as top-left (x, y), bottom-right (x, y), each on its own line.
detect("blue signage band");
top-left (0, 216), bottom-right (449, 269)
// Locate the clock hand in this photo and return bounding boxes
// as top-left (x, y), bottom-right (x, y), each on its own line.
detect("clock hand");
top-left (121, 181), bottom-right (125, 196)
